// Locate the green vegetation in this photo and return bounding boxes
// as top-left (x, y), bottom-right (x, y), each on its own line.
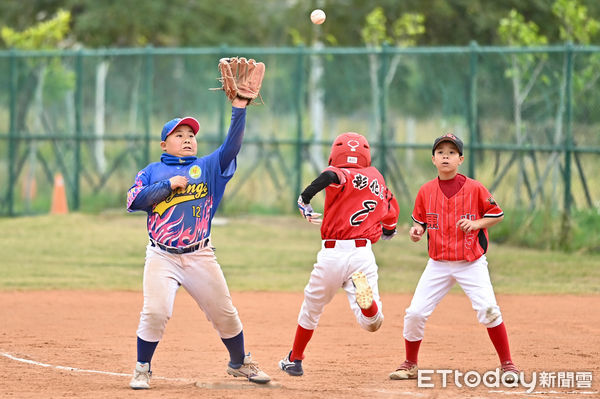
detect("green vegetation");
top-left (492, 207), bottom-right (600, 253)
top-left (1, 1), bottom-right (599, 47)
top-left (1, 213), bottom-right (598, 294)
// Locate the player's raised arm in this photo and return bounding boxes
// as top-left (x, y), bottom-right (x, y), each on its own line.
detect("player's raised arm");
top-left (217, 107), bottom-right (247, 174)
top-left (214, 57), bottom-right (266, 174)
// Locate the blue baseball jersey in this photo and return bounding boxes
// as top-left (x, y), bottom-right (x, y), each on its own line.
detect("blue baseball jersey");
top-left (127, 108), bottom-right (245, 248)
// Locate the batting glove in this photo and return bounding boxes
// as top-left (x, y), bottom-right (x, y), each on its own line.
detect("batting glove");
top-left (297, 195), bottom-right (322, 225)
top-left (381, 227), bottom-right (397, 240)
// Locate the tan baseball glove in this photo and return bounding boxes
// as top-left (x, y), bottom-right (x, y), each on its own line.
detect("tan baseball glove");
top-left (216, 57), bottom-right (266, 104)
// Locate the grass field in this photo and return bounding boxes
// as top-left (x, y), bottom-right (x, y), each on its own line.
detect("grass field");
top-left (1, 212), bottom-right (599, 294)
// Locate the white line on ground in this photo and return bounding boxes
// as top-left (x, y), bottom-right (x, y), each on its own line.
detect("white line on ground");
top-left (0, 351), bottom-right (194, 382)
top-left (2, 351), bottom-right (597, 395)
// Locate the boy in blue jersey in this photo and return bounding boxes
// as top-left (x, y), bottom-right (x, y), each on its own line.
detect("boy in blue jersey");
top-left (126, 96), bottom-right (270, 389)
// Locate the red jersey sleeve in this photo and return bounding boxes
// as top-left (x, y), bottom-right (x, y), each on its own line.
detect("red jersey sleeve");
top-left (382, 191), bottom-right (399, 230)
top-left (411, 182), bottom-right (431, 227)
top-left (478, 183), bottom-right (503, 218)
top-left (324, 166), bottom-right (347, 186)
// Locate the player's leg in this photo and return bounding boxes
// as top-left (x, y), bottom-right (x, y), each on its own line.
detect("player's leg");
top-left (343, 247), bottom-right (383, 332)
top-left (454, 255), bottom-right (519, 382)
top-left (131, 246), bottom-right (182, 389)
top-left (280, 247), bottom-right (347, 376)
top-left (181, 248), bottom-right (270, 384)
top-left (390, 258), bottom-right (454, 380)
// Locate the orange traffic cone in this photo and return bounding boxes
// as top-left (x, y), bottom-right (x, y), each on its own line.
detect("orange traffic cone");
top-left (50, 173), bottom-right (68, 214)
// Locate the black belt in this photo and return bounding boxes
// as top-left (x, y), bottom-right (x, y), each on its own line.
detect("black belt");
top-left (150, 238), bottom-right (210, 254)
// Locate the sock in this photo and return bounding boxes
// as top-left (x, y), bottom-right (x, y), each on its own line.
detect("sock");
top-left (487, 322), bottom-right (512, 363)
top-left (290, 325), bottom-right (314, 361)
top-left (361, 300), bottom-right (378, 318)
top-left (222, 331), bottom-right (246, 368)
top-left (405, 339), bottom-right (422, 364)
top-left (137, 336), bottom-right (159, 368)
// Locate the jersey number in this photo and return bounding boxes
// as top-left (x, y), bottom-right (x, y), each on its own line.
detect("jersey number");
top-left (350, 200), bottom-right (377, 226)
top-left (192, 206), bottom-right (202, 218)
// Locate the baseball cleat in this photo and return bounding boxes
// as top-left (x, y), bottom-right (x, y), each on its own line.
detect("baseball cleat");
top-left (389, 360), bottom-right (418, 380)
top-left (130, 362), bottom-right (151, 389)
top-left (501, 360), bottom-right (520, 383)
top-left (227, 353), bottom-right (271, 384)
top-left (278, 351), bottom-right (304, 376)
top-left (351, 271), bottom-right (374, 310)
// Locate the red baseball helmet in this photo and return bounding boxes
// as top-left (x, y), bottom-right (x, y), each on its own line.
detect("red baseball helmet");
top-left (328, 132), bottom-right (371, 168)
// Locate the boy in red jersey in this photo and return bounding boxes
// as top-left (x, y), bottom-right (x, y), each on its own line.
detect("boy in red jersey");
top-left (278, 132), bottom-right (399, 377)
top-left (389, 133), bottom-right (520, 383)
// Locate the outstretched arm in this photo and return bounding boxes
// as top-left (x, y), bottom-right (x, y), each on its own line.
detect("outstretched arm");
top-left (297, 171), bottom-right (340, 225)
top-left (300, 170), bottom-right (340, 204)
top-left (218, 102), bottom-right (248, 173)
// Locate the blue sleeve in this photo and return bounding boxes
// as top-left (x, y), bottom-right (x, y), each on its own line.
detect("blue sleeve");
top-left (127, 166), bottom-right (171, 212)
top-left (128, 180), bottom-right (171, 212)
top-left (218, 106), bottom-right (246, 173)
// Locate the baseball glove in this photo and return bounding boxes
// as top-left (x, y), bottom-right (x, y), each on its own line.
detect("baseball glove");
top-left (216, 57), bottom-right (266, 104)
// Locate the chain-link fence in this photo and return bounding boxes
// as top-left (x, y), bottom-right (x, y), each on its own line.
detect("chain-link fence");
top-left (1, 44), bottom-right (599, 217)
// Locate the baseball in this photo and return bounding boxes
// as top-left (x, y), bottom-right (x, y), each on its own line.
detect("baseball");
top-left (310, 9), bottom-right (326, 25)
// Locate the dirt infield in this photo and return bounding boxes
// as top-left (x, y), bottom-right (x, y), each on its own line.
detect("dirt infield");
top-left (1, 291), bottom-right (599, 398)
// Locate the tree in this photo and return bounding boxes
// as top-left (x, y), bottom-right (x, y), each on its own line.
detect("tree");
top-left (497, 9), bottom-right (548, 207)
top-left (361, 7), bottom-right (425, 154)
top-left (496, 0), bottom-right (600, 249)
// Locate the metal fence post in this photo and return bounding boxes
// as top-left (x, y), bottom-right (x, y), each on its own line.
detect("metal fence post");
top-left (143, 45), bottom-right (154, 166)
top-left (563, 42), bottom-right (574, 216)
top-left (379, 43), bottom-right (390, 175)
top-left (294, 44), bottom-right (306, 209)
top-left (74, 50), bottom-right (83, 211)
top-left (7, 50), bottom-right (16, 216)
top-left (468, 41), bottom-right (479, 179)
top-left (218, 45), bottom-right (228, 145)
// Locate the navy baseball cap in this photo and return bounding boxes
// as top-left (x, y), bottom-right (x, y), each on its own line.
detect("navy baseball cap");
top-left (432, 133), bottom-right (463, 155)
top-left (161, 117), bottom-right (200, 141)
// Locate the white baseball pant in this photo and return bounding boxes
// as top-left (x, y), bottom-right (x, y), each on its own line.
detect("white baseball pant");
top-left (298, 239), bottom-right (384, 332)
top-left (136, 243), bottom-right (242, 342)
top-left (404, 254), bottom-right (502, 341)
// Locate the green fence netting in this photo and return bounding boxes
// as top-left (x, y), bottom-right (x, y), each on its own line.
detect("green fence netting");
top-left (0, 44), bottom-right (599, 217)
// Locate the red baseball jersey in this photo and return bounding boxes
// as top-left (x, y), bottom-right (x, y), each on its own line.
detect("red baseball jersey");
top-left (320, 166), bottom-right (399, 243)
top-left (412, 174), bottom-right (503, 261)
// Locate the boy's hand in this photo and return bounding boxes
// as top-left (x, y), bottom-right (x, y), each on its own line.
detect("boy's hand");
top-left (169, 175), bottom-right (189, 190)
top-left (409, 226), bottom-right (425, 242)
top-left (456, 218), bottom-right (479, 233)
top-left (297, 196), bottom-right (322, 225)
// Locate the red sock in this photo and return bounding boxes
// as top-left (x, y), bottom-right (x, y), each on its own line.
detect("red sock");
top-left (405, 339), bottom-right (422, 364)
top-left (361, 300), bottom-right (378, 317)
top-left (290, 325), bottom-right (314, 361)
top-left (487, 322), bottom-right (512, 363)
